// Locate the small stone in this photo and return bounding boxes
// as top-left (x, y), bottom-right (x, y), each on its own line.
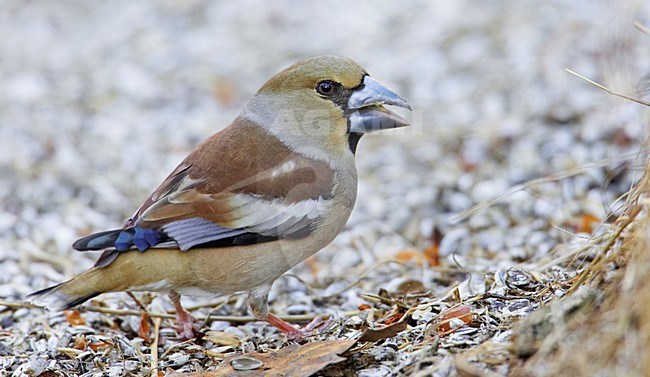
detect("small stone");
top-left (124, 360), bottom-right (139, 371)
top-left (439, 228), bottom-right (470, 257)
top-left (285, 304), bottom-right (312, 315)
top-left (471, 179), bottom-right (508, 203)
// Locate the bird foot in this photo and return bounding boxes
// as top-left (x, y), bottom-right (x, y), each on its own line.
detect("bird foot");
top-left (175, 318), bottom-right (200, 340)
top-left (173, 305), bottom-right (200, 340)
top-left (169, 290), bottom-right (201, 340)
top-left (266, 313), bottom-right (328, 341)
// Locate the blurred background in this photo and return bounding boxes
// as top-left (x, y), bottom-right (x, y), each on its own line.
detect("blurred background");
top-left (1, 0), bottom-right (649, 310)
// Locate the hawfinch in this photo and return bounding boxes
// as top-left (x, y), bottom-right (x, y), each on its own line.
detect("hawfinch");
top-left (29, 55), bottom-right (411, 339)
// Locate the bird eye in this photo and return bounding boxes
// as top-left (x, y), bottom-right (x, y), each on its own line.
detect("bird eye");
top-left (316, 80), bottom-right (335, 95)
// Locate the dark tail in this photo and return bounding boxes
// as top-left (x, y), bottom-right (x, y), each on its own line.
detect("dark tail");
top-left (73, 229), bottom-right (123, 251)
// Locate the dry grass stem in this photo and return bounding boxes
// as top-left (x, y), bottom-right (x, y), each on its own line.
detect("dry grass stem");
top-left (451, 156), bottom-right (638, 223)
top-left (634, 20), bottom-right (650, 35)
top-left (150, 317), bottom-right (162, 377)
top-left (565, 68), bottom-right (650, 107)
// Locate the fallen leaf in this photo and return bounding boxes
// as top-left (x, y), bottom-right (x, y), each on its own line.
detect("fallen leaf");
top-left (357, 303), bottom-right (372, 311)
top-left (358, 320), bottom-right (408, 343)
top-left (423, 244), bottom-right (440, 266)
top-left (437, 304), bottom-right (472, 334)
top-left (72, 335), bottom-right (87, 350)
top-left (168, 340), bottom-right (355, 377)
top-left (63, 310), bottom-right (85, 326)
top-left (204, 331), bottom-right (241, 347)
top-left (382, 311), bottom-right (405, 325)
top-left (88, 341), bottom-right (111, 351)
top-left (138, 313), bottom-right (151, 342)
top-left (396, 279), bottom-right (425, 294)
top-left (394, 250), bottom-right (423, 265)
top-left (430, 226), bottom-right (443, 246)
top-left (577, 213), bottom-right (600, 233)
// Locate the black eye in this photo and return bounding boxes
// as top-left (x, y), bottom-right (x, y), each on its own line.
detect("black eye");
top-left (316, 80), bottom-right (335, 95)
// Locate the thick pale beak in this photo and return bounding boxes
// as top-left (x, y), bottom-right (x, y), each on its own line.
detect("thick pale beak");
top-left (346, 76), bottom-right (411, 133)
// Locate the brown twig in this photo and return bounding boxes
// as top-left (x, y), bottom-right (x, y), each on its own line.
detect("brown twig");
top-left (197, 302), bottom-right (227, 330)
top-left (127, 292), bottom-right (155, 333)
top-left (159, 338), bottom-right (198, 360)
top-left (127, 292), bottom-right (150, 313)
top-left (358, 293), bottom-right (410, 310)
top-left (0, 300), bottom-right (358, 324)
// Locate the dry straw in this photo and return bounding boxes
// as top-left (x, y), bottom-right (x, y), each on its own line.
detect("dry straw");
top-left (509, 68), bottom-right (650, 376)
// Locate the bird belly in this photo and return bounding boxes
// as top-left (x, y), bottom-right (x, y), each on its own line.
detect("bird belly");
top-left (127, 279), bottom-right (173, 293)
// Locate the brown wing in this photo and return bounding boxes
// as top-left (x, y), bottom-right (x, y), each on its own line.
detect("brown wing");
top-left (127, 117), bottom-right (336, 250)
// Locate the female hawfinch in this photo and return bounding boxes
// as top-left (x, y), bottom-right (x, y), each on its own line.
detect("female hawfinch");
top-left (30, 55), bottom-right (411, 339)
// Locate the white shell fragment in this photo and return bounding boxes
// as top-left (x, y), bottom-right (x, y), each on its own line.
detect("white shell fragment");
top-left (230, 356), bottom-right (264, 371)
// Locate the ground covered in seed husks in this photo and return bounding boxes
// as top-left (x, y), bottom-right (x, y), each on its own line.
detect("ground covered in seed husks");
top-left (2, 2), bottom-right (650, 376)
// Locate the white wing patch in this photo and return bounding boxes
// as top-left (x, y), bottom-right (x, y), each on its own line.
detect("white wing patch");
top-left (244, 194), bottom-right (331, 235)
top-left (271, 160), bottom-right (297, 177)
top-left (160, 193), bottom-right (332, 250)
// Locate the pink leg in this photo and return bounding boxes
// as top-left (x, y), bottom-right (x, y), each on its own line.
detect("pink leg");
top-left (248, 287), bottom-right (325, 340)
top-left (169, 290), bottom-right (198, 340)
top-left (266, 313), bottom-right (304, 337)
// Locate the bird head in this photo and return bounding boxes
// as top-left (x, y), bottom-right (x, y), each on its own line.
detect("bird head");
top-left (242, 56), bottom-right (411, 161)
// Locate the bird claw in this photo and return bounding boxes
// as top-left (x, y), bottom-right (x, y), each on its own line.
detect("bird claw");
top-left (174, 309), bottom-right (200, 340)
top-left (266, 313), bottom-right (329, 341)
top-left (284, 326), bottom-right (307, 341)
top-left (175, 320), bottom-right (200, 340)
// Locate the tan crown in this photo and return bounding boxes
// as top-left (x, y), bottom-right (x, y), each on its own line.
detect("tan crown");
top-left (259, 55), bottom-right (367, 93)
